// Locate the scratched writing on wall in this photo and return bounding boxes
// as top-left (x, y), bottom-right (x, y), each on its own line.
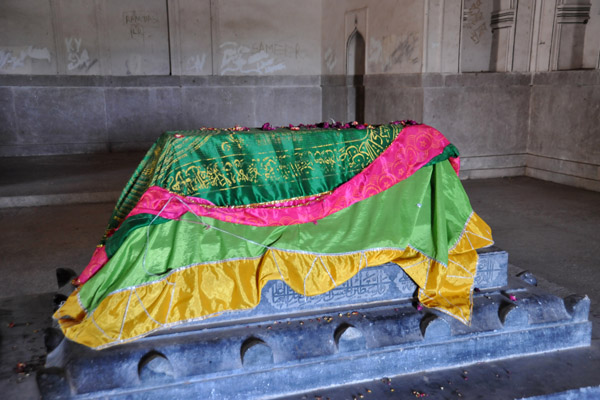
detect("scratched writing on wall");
top-left (185, 54), bottom-right (207, 73)
top-left (0, 46), bottom-right (51, 71)
top-left (324, 47), bottom-right (337, 73)
top-left (463, 0), bottom-right (488, 44)
top-left (220, 42), bottom-right (287, 74)
top-left (65, 37), bottom-right (97, 71)
top-left (123, 10), bottom-right (159, 40)
top-left (368, 33), bottom-right (419, 73)
top-left (250, 42), bottom-right (304, 59)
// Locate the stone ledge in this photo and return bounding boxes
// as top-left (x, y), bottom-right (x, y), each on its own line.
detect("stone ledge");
top-left (526, 167), bottom-right (600, 192)
top-left (526, 154), bottom-right (600, 182)
top-left (38, 273), bottom-right (592, 399)
top-left (532, 70), bottom-right (600, 86)
top-left (0, 75), bottom-right (323, 88)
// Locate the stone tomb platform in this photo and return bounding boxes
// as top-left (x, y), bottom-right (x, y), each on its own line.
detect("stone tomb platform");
top-left (37, 247), bottom-right (592, 399)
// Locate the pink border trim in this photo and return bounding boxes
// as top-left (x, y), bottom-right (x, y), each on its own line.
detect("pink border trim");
top-left (78, 124), bottom-right (457, 284)
top-left (126, 124), bottom-right (453, 226)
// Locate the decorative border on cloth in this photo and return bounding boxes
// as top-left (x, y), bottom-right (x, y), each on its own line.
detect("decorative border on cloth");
top-left (76, 124), bottom-right (454, 285)
top-left (126, 124), bottom-right (453, 227)
top-left (56, 212), bottom-right (492, 350)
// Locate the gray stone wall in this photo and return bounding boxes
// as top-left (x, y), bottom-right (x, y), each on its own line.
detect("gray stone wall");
top-left (1, 0), bottom-right (599, 191)
top-left (527, 71), bottom-right (600, 191)
top-left (0, 75), bottom-right (322, 156)
top-left (322, 70), bottom-right (599, 191)
top-left (3, 71), bottom-right (595, 191)
top-left (0, 0), bottom-right (322, 76)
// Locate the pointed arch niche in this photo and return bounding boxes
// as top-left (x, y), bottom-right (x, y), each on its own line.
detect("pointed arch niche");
top-left (345, 25), bottom-right (366, 122)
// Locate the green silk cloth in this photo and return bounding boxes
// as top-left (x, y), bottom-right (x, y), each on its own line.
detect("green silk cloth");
top-left (106, 124), bottom-right (405, 238)
top-left (80, 161), bottom-right (472, 312)
top-left (103, 143), bottom-right (459, 260)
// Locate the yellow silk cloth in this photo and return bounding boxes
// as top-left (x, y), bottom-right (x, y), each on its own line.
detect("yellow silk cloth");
top-left (56, 213), bottom-right (491, 349)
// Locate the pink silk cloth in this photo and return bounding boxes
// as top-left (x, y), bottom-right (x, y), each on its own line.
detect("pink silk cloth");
top-left (77, 124), bottom-right (458, 284)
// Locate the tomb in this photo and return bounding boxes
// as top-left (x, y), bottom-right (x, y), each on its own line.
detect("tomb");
top-left (37, 121), bottom-right (592, 399)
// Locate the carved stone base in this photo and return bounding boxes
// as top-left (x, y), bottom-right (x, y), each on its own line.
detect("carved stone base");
top-left (37, 248), bottom-right (592, 399)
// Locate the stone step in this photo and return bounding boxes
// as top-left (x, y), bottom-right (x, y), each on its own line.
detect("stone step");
top-left (38, 261), bottom-right (591, 400)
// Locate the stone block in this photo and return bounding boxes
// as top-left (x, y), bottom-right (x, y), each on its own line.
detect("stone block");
top-left (420, 314), bottom-right (452, 341)
top-left (320, 75), bottom-right (348, 87)
top-left (461, 154), bottom-right (527, 171)
top-left (202, 75), bottom-right (320, 87)
top-left (241, 338), bottom-right (274, 366)
top-left (532, 70), bottom-right (600, 86)
top-left (528, 84), bottom-right (600, 167)
top-left (564, 294), bottom-right (590, 322)
top-left (0, 75), bottom-right (104, 87)
top-left (182, 84), bottom-right (321, 129)
top-left (265, 86), bottom-right (322, 125)
top-left (525, 168), bottom-right (600, 193)
top-left (105, 87), bottom-right (184, 146)
top-left (365, 86), bottom-right (423, 124)
top-left (443, 72), bottom-right (530, 87)
top-left (321, 84), bottom-right (349, 123)
top-left (474, 246), bottom-right (509, 289)
top-left (104, 76), bottom-right (181, 87)
top-left (364, 74), bottom-right (423, 88)
top-left (181, 86), bottom-right (265, 129)
top-left (421, 73), bottom-right (444, 87)
top-left (526, 155), bottom-right (599, 183)
top-left (423, 85), bottom-right (529, 157)
top-left (335, 325), bottom-right (367, 353)
top-left (519, 293), bottom-right (571, 324)
top-left (461, 167), bottom-right (526, 180)
top-left (0, 88), bottom-right (18, 145)
top-left (499, 302), bottom-right (528, 328)
top-left (39, 271), bottom-right (593, 399)
top-left (12, 87), bottom-right (107, 146)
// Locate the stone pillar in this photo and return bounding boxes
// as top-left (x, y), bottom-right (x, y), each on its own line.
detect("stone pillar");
top-left (550, 0), bottom-right (591, 70)
top-left (512, 0), bottom-right (536, 72)
top-left (489, 0), bottom-right (536, 72)
top-left (582, 0), bottom-right (600, 69)
top-left (490, 1), bottom-right (517, 72)
top-left (460, 0), bottom-right (494, 72)
top-left (422, 0), bottom-right (462, 73)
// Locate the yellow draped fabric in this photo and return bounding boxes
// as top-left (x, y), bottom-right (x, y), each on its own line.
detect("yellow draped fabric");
top-left (56, 213), bottom-right (492, 349)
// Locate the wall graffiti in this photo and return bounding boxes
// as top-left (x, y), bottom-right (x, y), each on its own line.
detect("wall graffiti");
top-left (324, 47), bottom-right (337, 73)
top-left (220, 42), bottom-right (287, 74)
top-left (368, 33), bottom-right (419, 72)
top-left (185, 53), bottom-right (207, 73)
top-left (126, 54), bottom-right (143, 75)
top-left (0, 46), bottom-right (51, 71)
top-left (250, 41), bottom-right (304, 59)
top-left (122, 10), bottom-right (159, 40)
top-left (463, 0), bottom-right (488, 44)
top-left (65, 37), bottom-right (97, 72)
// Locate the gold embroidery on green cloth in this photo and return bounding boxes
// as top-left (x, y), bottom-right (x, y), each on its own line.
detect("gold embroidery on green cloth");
top-left (103, 124), bottom-right (402, 239)
top-left (153, 125), bottom-right (399, 196)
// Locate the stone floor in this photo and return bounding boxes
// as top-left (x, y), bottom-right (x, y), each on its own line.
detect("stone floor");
top-left (0, 153), bottom-right (599, 399)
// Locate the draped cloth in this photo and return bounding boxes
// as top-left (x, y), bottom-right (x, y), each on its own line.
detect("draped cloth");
top-left (54, 123), bottom-right (493, 349)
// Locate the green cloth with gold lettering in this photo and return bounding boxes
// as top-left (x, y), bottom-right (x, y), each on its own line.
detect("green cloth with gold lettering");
top-left (105, 124), bottom-right (403, 238)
